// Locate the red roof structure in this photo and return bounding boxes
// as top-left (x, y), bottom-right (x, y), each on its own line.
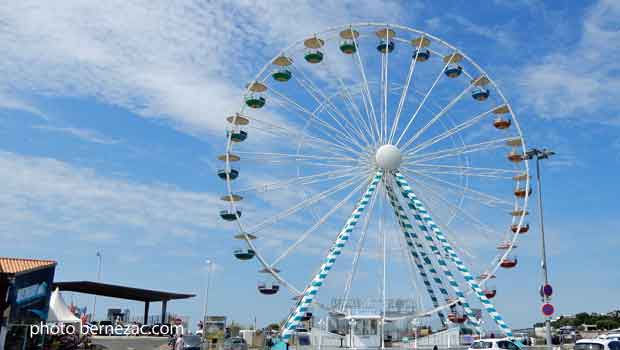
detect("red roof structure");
top-left (0, 257), bottom-right (57, 275)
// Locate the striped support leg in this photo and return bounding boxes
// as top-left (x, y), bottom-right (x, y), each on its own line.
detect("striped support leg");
top-left (280, 170), bottom-right (383, 341)
top-left (384, 179), bottom-right (448, 326)
top-left (394, 171), bottom-right (514, 337)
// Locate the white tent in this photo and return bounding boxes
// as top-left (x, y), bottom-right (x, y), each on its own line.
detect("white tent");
top-left (47, 287), bottom-right (80, 323)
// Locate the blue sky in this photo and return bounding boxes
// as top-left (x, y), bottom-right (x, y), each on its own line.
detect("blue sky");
top-left (1, 0), bottom-right (619, 331)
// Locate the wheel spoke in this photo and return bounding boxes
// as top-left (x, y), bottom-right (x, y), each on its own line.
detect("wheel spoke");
top-left (247, 172), bottom-right (370, 234)
top-left (395, 52), bottom-right (455, 146)
top-left (235, 168), bottom-right (361, 195)
top-left (351, 32), bottom-right (381, 145)
top-left (388, 39), bottom-right (424, 144)
top-left (399, 83), bottom-right (478, 152)
top-left (402, 168), bottom-right (515, 208)
top-left (403, 104), bottom-right (500, 155)
top-left (270, 178), bottom-right (369, 267)
top-left (404, 137), bottom-right (515, 164)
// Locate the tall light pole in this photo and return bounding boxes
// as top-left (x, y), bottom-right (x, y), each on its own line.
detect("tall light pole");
top-left (93, 251), bottom-right (102, 322)
top-left (525, 148), bottom-right (555, 347)
top-left (202, 258), bottom-right (214, 345)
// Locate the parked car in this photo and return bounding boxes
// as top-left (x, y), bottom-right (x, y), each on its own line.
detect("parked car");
top-left (468, 338), bottom-right (524, 350)
top-left (183, 335), bottom-right (203, 350)
top-left (224, 336), bottom-right (248, 350)
top-left (576, 339), bottom-right (620, 350)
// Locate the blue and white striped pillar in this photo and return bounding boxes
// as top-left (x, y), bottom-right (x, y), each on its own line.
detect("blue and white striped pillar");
top-left (280, 170), bottom-right (383, 341)
top-left (394, 171), bottom-right (513, 337)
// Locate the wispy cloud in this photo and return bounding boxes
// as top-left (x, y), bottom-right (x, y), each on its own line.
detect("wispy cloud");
top-left (0, 1), bottom-right (408, 137)
top-left (0, 151), bottom-right (222, 247)
top-left (445, 14), bottom-right (516, 48)
top-left (517, 0), bottom-right (620, 123)
top-left (0, 91), bottom-right (46, 118)
top-left (34, 125), bottom-right (122, 145)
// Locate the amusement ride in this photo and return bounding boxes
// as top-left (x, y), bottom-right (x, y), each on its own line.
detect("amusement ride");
top-left (217, 22), bottom-right (531, 347)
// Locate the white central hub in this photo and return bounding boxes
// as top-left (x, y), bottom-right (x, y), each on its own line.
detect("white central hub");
top-left (375, 144), bottom-right (402, 169)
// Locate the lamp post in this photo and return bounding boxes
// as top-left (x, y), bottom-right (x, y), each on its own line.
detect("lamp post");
top-left (525, 148), bottom-right (555, 347)
top-left (202, 258), bottom-right (214, 345)
top-left (93, 251), bottom-right (102, 322)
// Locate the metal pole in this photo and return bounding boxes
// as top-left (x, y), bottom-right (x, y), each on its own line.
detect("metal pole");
top-left (534, 154), bottom-right (552, 347)
top-left (203, 259), bottom-right (213, 345)
top-left (93, 251), bottom-right (102, 322)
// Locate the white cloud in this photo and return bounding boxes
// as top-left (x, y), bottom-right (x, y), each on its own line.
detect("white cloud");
top-left (517, 0), bottom-right (620, 123)
top-left (34, 125), bottom-right (122, 144)
top-left (446, 15), bottom-right (516, 48)
top-left (0, 1), bottom-right (409, 137)
top-left (0, 151), bottom-right (222, 246)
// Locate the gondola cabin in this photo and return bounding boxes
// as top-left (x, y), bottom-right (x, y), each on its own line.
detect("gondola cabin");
top-left (226, 114), bottom-right (250, 126)
top-left (507, 151), bottom-right (524, 163)
top-left (339, 28), bottom-right (359, 54)
top-left (301, 312), bottom-right (313, 322)
top-left (245, 81), bottom-right (267, 109)
top-left (217, 168), bottom-right (239, 180)
top-left (272, 56), bottom-right (293, 82)
top-left (413, 49), bottom-right (431, 61)
top-left (477, 273), bottom-right (496, 280)
top-left (258, 283), bottom-right (280, 295)
top-left (233, 249), bottom-right (255, 260)
top-left (500, 257), bottom-right (518, 268)
top-left (511, 224), bottom-right (530, 233)
top-left (340, 41), bottom-right (356, 54)
top-left (493, 117), bottom-right (511, 129)
top-left (510, 208), bottom-right (528, 217)
top-left (514, 187), bottom-right (532, 198)
top-left (377, 40), bottom-right (394, 53)
top-left (220, 209), bottom-right (241, 221)
top-left (227, 130), bottom-right (248, 142)
top-left (496, 241), bottom-right (514, 250)
top-left (304, 37), bottom-right (325, 64)
top-left (444, 64), bottom-right (462, 78)
top-left (447, 313), bottom-right (467, 324)
top-left (472, 87), bottom-right (490, 101)
top-left (443, 53), bottom-right (463, 77)
top-left (272, 69), bottom-right (292, 82)
top-left (483, 289), bottom-right (497, 299)
top-left (376, 28), bottom-right (396, 54)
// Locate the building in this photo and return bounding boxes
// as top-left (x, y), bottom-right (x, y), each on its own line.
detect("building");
top-left (0, 257), bottom-right (57, 350)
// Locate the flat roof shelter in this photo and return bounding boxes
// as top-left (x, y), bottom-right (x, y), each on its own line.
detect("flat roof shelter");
top-left (54, 281), bottom-right (195, 325)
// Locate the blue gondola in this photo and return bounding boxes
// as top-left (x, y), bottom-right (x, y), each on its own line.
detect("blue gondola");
top-left (471, 87), bottom-right (490, 101)
top-left (227, 130), bottom-right (248, 142)
top-left (217, 168), bottom-right (239, 180)
top-left (234, 249), bottom-right (255, 260)
top-left (413, 49), bottom-right (430, 62)
top-left (444, 64), bottom-right (462, 78)
top-left (220, 209), bottom-right (241, 221)
top-left (376, 40), bottom-right (394, 53)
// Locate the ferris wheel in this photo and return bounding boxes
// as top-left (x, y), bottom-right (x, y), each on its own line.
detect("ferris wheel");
top-left (218, 23), bottom-right (531, 340)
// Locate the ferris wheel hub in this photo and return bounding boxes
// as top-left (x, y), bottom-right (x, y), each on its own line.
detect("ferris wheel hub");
top-left (375, 144), bottom-right (402, 169)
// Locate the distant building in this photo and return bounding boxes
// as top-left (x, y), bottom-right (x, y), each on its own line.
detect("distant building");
top-left (607, 311), bottom-right (620, 318)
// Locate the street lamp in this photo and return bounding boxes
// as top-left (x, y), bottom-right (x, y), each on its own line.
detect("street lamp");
top-left (93, 251), bottom-right (102, 322)
top-left (525, 148), bottom-right (555, 346)
top-left (202, 258), bottom-right (214, 345)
